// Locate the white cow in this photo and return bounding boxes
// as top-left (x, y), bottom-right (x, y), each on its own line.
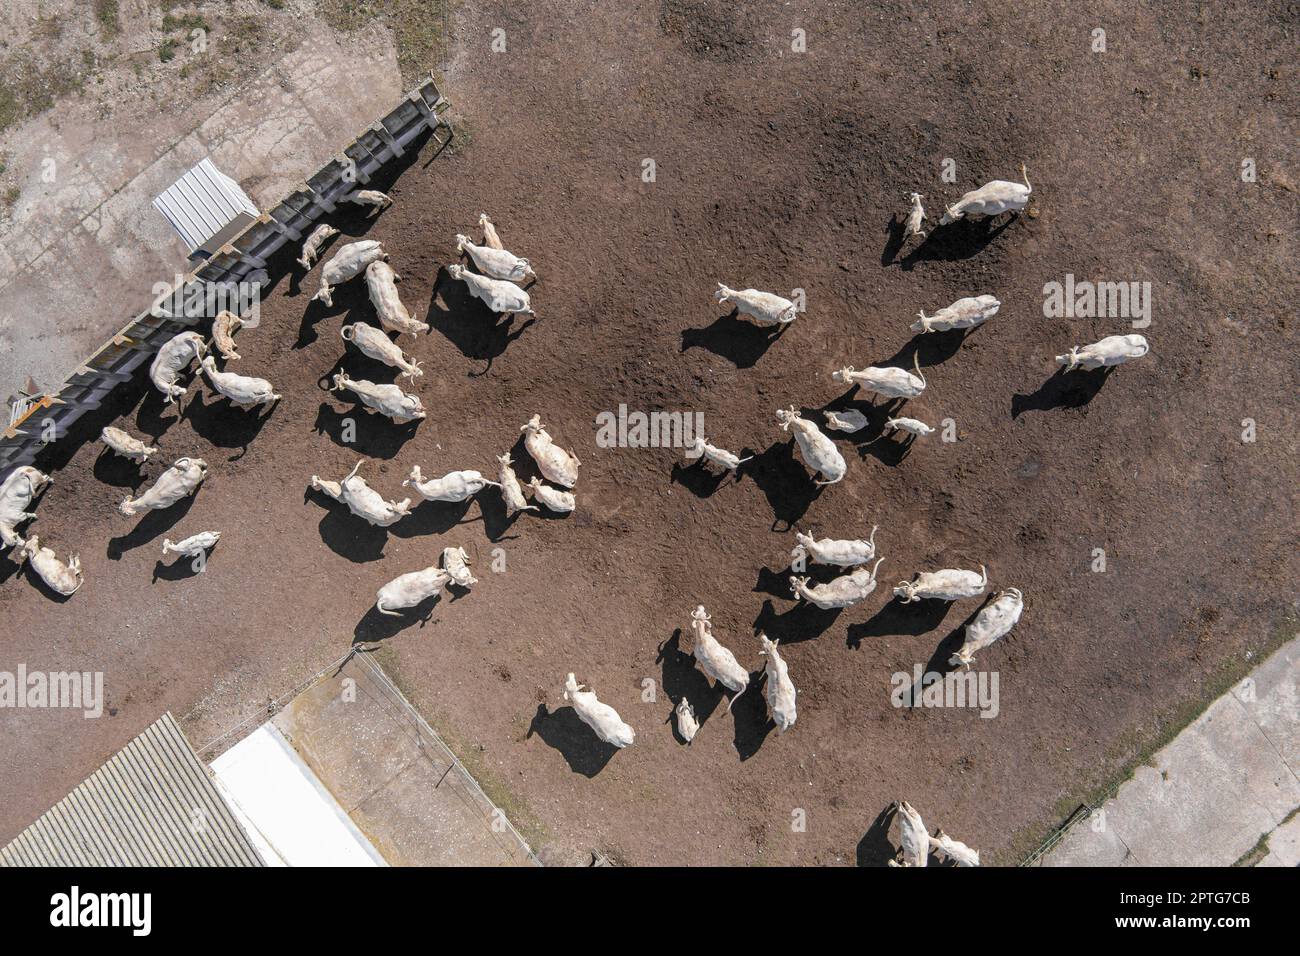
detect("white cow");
top-left (903, 192), bottom-right (927, 242)
top-left (312, 240), bottom-right (387, 307)
top-left (366, 260), bottom-right (429, 337)
top-left (297, 224), bottom-right (339, 270)
top-left (162, 531), bottom-right (221, 559)
top-left (200, 357), bottom-right (280, 407)
top-left (496, 453), bottom-right (538, 517)
top-left (685, 436), bottom-right (751, 471)
top-left (791, 526), bottom-right (877, 568)
top-left (715, 283), bottom-right (797, 326)
top-left (311, 459), bottom-right (411, 527)
top-left (912, 294), bottom-right (1000, 334)
top-left (823, 409), bottom-right (870, 433)
top-left (758, 633), bottom-right (797, 733)
top-left (688, 605), bottom-right (749, 710)
top-left (790, 558), bottom-right (884, 610)
top-left (341, 189), bottom-right (393, 212)
top-left (527, 477), bottom-right (576, 513)
top-left (100, 427), bottom-right (159, 464)
top-left (930, 830), bottom-right (980, 867)
top-left (883, 416), bottom-right (935, 438)
top-left (331, 372), bottom-right (425, 424)
top-left (832, 353), bottom-right (926, 400)
top-left (212, 310), bottom-right (244, 361)
top-left (776, 406), bottom-right (846, 485)
top-left (0, 466), bottom-right (51, 548)
top-left (456, 234), bottom-right (535, 283)
top-left (119, 457), bottom-right (207, 516)
top-left (447, 264), bottom-right (534, 315)
top-left (340, 322), bottom-right (423, 380)
top-left (478, 212), bottom-right (503, 250)
top-left (939, 165), bottom-right (1032, 224)
top-left (950, 588), bottom-right (1024, 667)
top-left (675, 698), bottom-right (699, 744)
top-left (1056, 334), bottom-right (1149, 371)
top-left (404, 465), bottom-right (499, 502)
top-left (889, 800), bottom-right (930, 867)
top-left (522, 414), bottom-right (580, 488)
top-left (441, 546), bottom-right (477, 587)
top-left (17, 535), bottom-right (82, 596)
top-left (894, 566), bottom-right (987, 603)
top-left (376, 566), bottom-right (451, 615)
top-left (564, 673), bottom-right (635, 748)
top-left (150, 331), bottom-right (206, 403)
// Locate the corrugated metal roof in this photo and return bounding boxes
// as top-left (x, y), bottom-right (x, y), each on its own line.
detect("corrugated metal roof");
top-left (152, 159), bottom-right (260, 253)
top-left (1, 713), bottom-right (263, 867)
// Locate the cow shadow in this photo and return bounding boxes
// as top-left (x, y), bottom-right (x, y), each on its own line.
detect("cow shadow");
top-left (1012, 367), bottom-right (1113, 418)
top-left (352, 599), bottom-right (440, 646)
top-left (897, 602), bottom-right (990, 708)
top-left (107, 493), bottom-right (197, 560)
top-left (894, 214), bottom-right (1018, 270)
top-left (427, 266), bottom-right (535, 374)
top-left (313, 402), bottom-right (422, 460)
top-left (657, 630), bottom-right (724, 729)
top-left (134, 388), bottom-right (188, 441)
top-left (745, 440), bottom-right (823, 531)
top-left (306, 487), bottom-right (390, 562)
top-left (752, 597), bottom-right (843, 645)
top-left (389, 497), bottom-right (473, 538)
top-left (152, 556), bottom-right (207, 582)
top-left (295, 277), bottom-right (368, 349)
top-left (92, 449), bottom-right (150, 489)
top-left (876, 327), bottom-right (974, 370)
top-left (527, 704), bottom-right (618, 777)
top-left (474, 480), bottom-right (526, 542)
top-left (857, 430), bottom-right (916, 467)
top-left (856, 804), bottom-right (900, 866)
top-left (753, 565), bottom-right (796, 600)
top-left (732, 667), bottom-right (773, 760)
top-left (669, 458), bottom-right (743, 498)
top-left (182, 391), bottom-right (277, 460)
top-left (680, 312), bottom-right (788, 369)
top-left (846, 597), bottom-right (954, 649)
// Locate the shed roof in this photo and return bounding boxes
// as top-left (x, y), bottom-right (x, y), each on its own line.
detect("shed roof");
top-left (152, 158), bottom-right (259, 253)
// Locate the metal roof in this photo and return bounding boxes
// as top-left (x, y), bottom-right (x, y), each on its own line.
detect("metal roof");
top-left (152, 158), bottom-right (260, 253)
top-left (1, 713), bottom-right (263, 867)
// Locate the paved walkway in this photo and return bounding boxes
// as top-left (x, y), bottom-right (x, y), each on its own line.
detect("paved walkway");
top-left (0, 21), bottom-right (401, 399)
top-left (1044, 638), bottom-right (1299, 866)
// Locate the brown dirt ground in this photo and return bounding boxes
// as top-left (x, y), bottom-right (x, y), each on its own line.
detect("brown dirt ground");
top-left (1, 0), bottom-right (1296, 865)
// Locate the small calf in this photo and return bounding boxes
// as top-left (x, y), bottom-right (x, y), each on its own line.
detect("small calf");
top-left (675, 698), bottom-right (699, 744)
top-left (162, 531), bottom-right (221, 559)
top-left (684, 436), bottom-right (751, 472)
top-left (883, 416), bottom-right (935, 438)
top-left (903, 192), bottom-right (927, 242)
top-left (297, 224), bottom-right (339, 270)
top-left (564, 673), bottom-right (635, 748)
top-left (930, 830), bottom-right (980, 867)
top-left (1056, 334), bottom-right (1149, 371)
top-left (527, 477), bottom-right (576, 513)
top-left (212, 310), bottom-right (244, 361)
top-left (100, 427), bottom-right (159, 464)
top-left (341, 189), bottom-right (393, 213)
top-left (496, 453), bottom-right (538, 517)
top-left (478, 212), bottom-right (503, 250)
top-left (823, 409), bottom-right (870, 433)
top-left (441, 546), bottom-right (477, 587)
top-left (17, 535), bottom-right (82, 596)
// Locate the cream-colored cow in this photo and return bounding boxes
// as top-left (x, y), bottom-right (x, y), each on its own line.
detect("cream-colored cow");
top-left (758, 633), bottom-right (797, 733)
top-left (17, 535), bottom-right (82, 596)
top-left (950, 588), bottom-right (1024, 667)
top-left (688, 605), bottom-right (749, 710)
top-left (312, 240), bottom-right (387, 307)
top-left (776, 406), bottom-right (846, 485)
top-left (119, 457), bottom-right (207, 516)
top-left (715, 283), bottom-right (798, 326)
top-left (564, 673), bottom-right (635, 748)
top-left (939, 165), bottom-right (1032, 224)
top-left (522, 414), bottom-right (580, 488)
top-left (790, 558), bottom-right (884, 610)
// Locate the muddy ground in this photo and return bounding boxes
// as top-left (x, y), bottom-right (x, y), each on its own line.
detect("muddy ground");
top-left (1, 1), bottom-right (1296, 864)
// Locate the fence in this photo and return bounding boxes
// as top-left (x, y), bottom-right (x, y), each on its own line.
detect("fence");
top-left (0, 74), bottom-right (452, 478)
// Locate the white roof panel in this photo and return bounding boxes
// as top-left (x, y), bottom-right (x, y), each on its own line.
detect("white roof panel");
top-left (152, 158), bottom-right (259, 252)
